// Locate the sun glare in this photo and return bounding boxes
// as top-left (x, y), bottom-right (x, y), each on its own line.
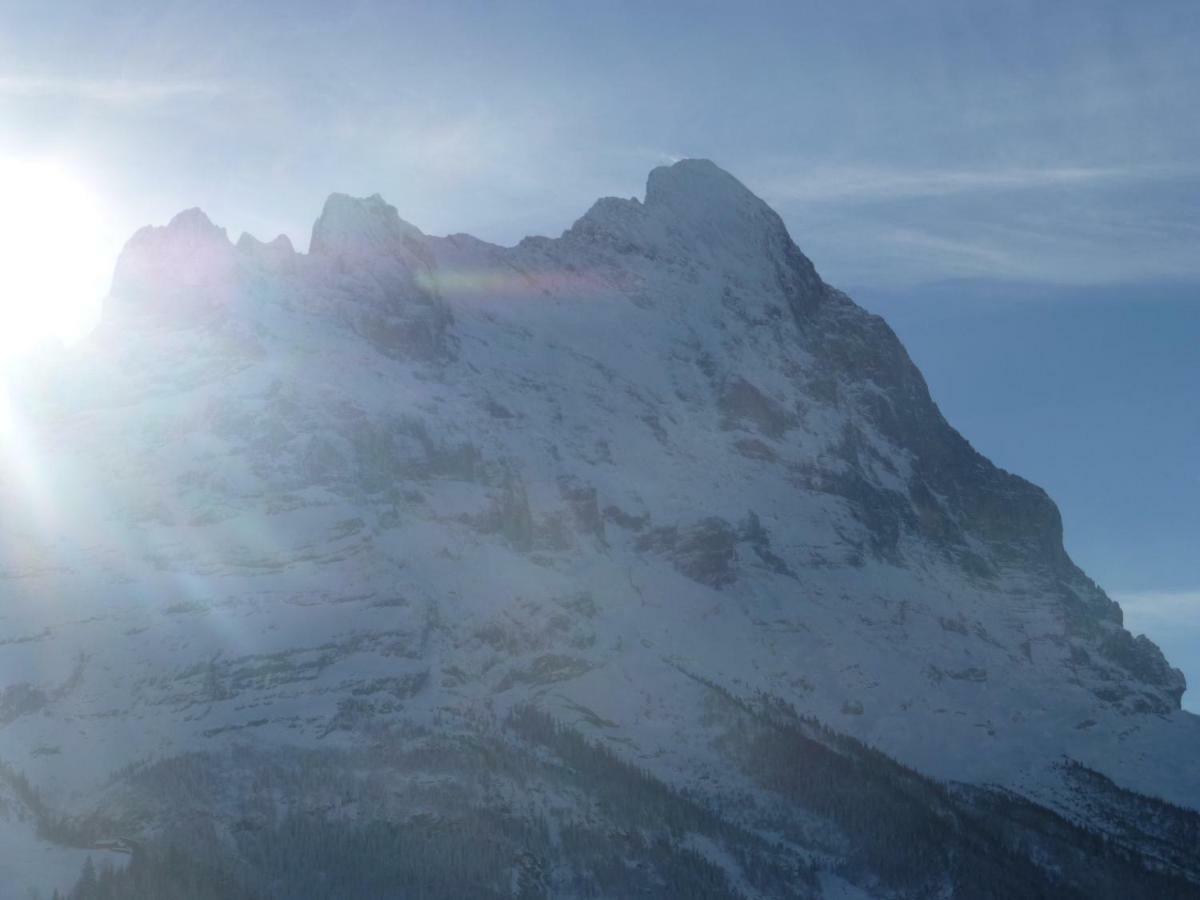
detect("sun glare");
top-left (0, 158), bottom-right (110, 364)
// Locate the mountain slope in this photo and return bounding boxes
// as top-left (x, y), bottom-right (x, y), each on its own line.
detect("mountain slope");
top-left (1, 159), bottom-right (1196, 897)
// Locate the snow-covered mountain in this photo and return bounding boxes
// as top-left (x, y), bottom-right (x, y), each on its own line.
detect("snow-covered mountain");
top-left (2, 159), bottom-right (1197, 898)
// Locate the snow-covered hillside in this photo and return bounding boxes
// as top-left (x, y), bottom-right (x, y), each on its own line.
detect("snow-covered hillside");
top-left (1, 160), bottom-right (1196, 898)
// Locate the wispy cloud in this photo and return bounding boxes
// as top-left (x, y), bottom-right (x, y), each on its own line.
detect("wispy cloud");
top-left (762, 158), bottom-right (1200, 286)
top-left (883, 227), bottom-right (1019, 270)
top-left (759, 163), bottom-right (1197, 205)
top-left (1114, 590), bottom-right (1200, 626)
top-left (0, 75), bottom-right (232, 105)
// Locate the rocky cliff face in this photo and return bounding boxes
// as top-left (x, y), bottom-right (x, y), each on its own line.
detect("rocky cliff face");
top-left (1, 160), bottom-right (1195, 897)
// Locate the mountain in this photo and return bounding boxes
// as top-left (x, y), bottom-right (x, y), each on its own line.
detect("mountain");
top-left (2, 159), bottom-right (1197, 898)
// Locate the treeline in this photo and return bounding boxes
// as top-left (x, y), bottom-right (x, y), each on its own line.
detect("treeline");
top-left (59, 847), bottom-right (254, 900)
top-left (47, 696), bottom-right (1200, 899)
top-left (712, 686), bottom-right (1200, 899)
top-left (58, 791), bottom-right (770, 900)
top-left (53, 717), bottom-right (809, 900)
top-left (507, 704), bottom-right (815, 898)
top-left (1059, 756), bottom-right (1200, 880)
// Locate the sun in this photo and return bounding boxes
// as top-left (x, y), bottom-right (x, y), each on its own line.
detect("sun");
top-left (0, 157), bottom-right (110, 364)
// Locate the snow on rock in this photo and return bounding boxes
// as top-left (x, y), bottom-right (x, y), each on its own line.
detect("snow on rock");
top-left (309, 192), bottom-right (426, 260)
top-left (107, 207), bottom-right (236, 318)
top-left (0, 158), bottom-right (1195, 892)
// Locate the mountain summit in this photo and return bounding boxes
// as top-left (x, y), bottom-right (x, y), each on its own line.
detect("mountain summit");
top-left (2, 160), bottom-right (1196, 898)
top-left (309, 192), bottom-right (426, 259)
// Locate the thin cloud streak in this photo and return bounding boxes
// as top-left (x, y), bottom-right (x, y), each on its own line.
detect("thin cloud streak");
top-left (1115, 590), bottom-right (1200, 624)
top-left (760, 163), bottom-right (1198, 205)
top-left (0, 75), bottom-right (233, 105)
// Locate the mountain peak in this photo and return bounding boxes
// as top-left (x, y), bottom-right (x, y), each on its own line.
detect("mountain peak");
top-left (566, 158), bottom-right (805, 277)
top-left (309, 192), bottom-right (424, 258)
top-left (165, 206), bottom-right (225, 238)
top-left (645, 158), bottom-right (784, 234)
top-left (106, 206), bottom-right (233, 315)
top-left (644, 158), bottom-right (759, 210)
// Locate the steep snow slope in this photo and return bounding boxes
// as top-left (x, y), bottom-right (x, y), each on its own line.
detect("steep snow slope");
top-left (1, 160), bottom-right (1196, 894)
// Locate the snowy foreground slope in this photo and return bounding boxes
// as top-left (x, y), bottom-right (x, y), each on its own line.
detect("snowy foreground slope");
top-left (1, 160), bottom-right (1198, 898)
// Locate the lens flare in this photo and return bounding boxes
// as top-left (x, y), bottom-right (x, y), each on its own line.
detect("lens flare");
top-left (0, 157), bottom-right (109, 362)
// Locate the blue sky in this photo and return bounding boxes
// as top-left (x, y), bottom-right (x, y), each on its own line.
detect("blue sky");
top-left (857, 281), bottom-right (1199, 710)
top-left (4, 1), bottom-right (1199, 281)
top-left (1, 1), bottom-right (1197, 704)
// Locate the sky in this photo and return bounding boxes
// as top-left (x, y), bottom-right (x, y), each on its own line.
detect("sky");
top-left (4, 1), bottom-right (1200, 281)
top-left (857, 281), bottom-right (1200, 710)
top-left (0, 0), bottom-right (1197, 703)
